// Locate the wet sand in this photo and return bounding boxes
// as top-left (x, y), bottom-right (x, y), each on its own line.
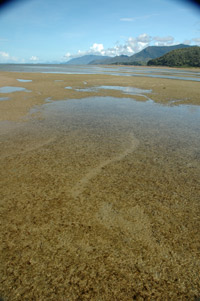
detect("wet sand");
top-left (0, 71), bottom-right (200, 300)
top-left (0, 71), bottom-right (199, 121)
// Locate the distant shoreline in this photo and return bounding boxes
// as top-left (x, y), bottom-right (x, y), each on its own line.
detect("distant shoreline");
top-left (0, 65), bottom-right (199, 83)
top-left (0, 63), bottom-right (200, 71)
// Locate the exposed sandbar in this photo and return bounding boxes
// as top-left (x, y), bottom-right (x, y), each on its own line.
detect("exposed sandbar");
top-left (0, 71), bottom-right (199, 121)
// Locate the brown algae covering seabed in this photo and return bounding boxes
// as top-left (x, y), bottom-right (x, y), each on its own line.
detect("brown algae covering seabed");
top-left (0, 71), bottom-right (200, 300)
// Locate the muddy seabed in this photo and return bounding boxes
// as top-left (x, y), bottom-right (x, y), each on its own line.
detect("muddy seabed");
top-left (0, 72), bottom-right (200, 300)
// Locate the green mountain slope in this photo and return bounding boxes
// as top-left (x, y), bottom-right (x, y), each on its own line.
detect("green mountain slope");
top-left (90, 44), bottom-right (191, 65)
top-left (89, 55), bottom-right (129, 65)
top-left (127, 44), bottom-right (190, 63)
top-left (64, 55), bottom-right (110, 65)
top-left (147, 46), bottom-right (200, 67)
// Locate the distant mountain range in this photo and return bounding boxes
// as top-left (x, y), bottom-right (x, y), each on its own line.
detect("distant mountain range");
top-left (63, 55), bottom-right (110, 65)
top-left (89, 44), bottom-right (191, 65)
top-left (147, 46), bottom-right (200, 67)
top-left (89, 54), bottom-right (129, 65)
top-left (64, 44), bottom-right (194, 66)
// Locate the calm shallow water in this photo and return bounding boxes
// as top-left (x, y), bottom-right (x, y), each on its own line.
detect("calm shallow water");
top-left (0, 97), bottom-right (10, 101)
top-left (97, 86), bottom-right (151, 94)
top-left (0, 64), bottom-right (200, 81)
top-left (29, 96), bottom-right (200, 150)
top-left (17, 79), bottom-right (32, 82)
top-left (1, 95), bottom-right (200, 300)
top-left (74, 86), bottom-right (152, 97)
top-left (0, 86), bottom-right (31, 93)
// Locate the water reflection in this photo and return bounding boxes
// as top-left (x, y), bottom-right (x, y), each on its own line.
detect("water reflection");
top-left (17, 79), bottom-right (32, 82)
top-left (72, 85), bottom-right (152, 97)
top-left (31, 96), bottom-right (200, 140)
top-left (0, 86), bottom-right (31, 93)
top-left (0, 97), bottom-right (10, 101)
top-left (98, 85), bottom-right (151, 94)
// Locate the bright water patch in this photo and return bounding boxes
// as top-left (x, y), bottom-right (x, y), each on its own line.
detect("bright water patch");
top-left (75, 85), bottom-right (151, 96)
top-left (45, 97), bottom-right (53, 103)
top-left (17, 79), bottom-right (32, 82)
top-left (0, 97), bottom-right (10, 101)
top-left (0, 86), bottom-right (31, 93)
top-left (33, 96), bottom-right (200, 138)
top-left (98, 85), bottom-right (152, 94)
top-left (65, 86), bottom-right (73, 90)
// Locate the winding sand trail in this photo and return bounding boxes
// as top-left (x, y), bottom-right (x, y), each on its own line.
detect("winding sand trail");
top-left (18, 137), bottom-right (57, 155)
top-left (71, 134), bottom-right (139, 198)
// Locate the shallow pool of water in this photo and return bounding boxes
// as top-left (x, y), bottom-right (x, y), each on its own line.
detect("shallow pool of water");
top-left (17, 79), bottom-right (32, 82)
top-left (74, 85), bottom-right (152, 97)
top-left (1, 95), bottom-right (200, 300)
top-left (0, 86), bottom-right (31, 93)
top-left (0, 97), bottom-right (10, 101)
top-left (29, 96), bottom-right (200, 145)
top-left (98, 85), bottom-right (151, 94)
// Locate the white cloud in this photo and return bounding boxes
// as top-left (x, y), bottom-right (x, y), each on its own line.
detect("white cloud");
top-left (64, 43), bottom-right (106, 60)
top-left (153, 36), bottom-right (174, 42)
top-left (120, 14), bottom-right (159, 23)
top-left (183, 39), bottom-right (191, 45)
top-left (64, 52), bottom-right (71, 58)
top-left (121, 34), bottom-right (152, 54)
top-left (90, 43), bottom-right (104, 53)
top-left (138, 33), bottom-right (152, 43)
top-left (64, 33), bottom-right (199, 61)
top-left (153, 36), bottom-right (175, 46)
top-left (106, 33), bottom-right (152, 55)
top-left (0, 51), bottom-right (18, 63)
top-left (192, 37), bottom-right (200, 45)
top-left (30, 55), bottom-right (39, 61)
top-left (0, 51), bottom-right (9, 58)
top-left (0, 51), bottom-right (41, 63)
top-left (64, 34), bottom-right (153, 61)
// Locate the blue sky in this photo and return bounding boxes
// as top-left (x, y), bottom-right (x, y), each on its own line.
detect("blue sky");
top-left (0, 0), bottom-right (199, 63)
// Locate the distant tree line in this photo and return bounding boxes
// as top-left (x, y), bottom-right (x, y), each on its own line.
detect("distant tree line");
top-left (112, 61), bottom-right (146, 66)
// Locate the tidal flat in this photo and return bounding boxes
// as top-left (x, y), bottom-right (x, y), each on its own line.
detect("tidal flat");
top-left (0, 70), bottom-right (200, 300)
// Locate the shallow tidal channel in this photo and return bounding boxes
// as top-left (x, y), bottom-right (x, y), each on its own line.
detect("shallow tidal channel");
top-left (0, 92), bottom-right (200, 299)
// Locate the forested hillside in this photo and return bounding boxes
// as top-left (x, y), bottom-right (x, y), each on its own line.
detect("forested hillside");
top-left (147, 46), bottom-right (200, 67)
